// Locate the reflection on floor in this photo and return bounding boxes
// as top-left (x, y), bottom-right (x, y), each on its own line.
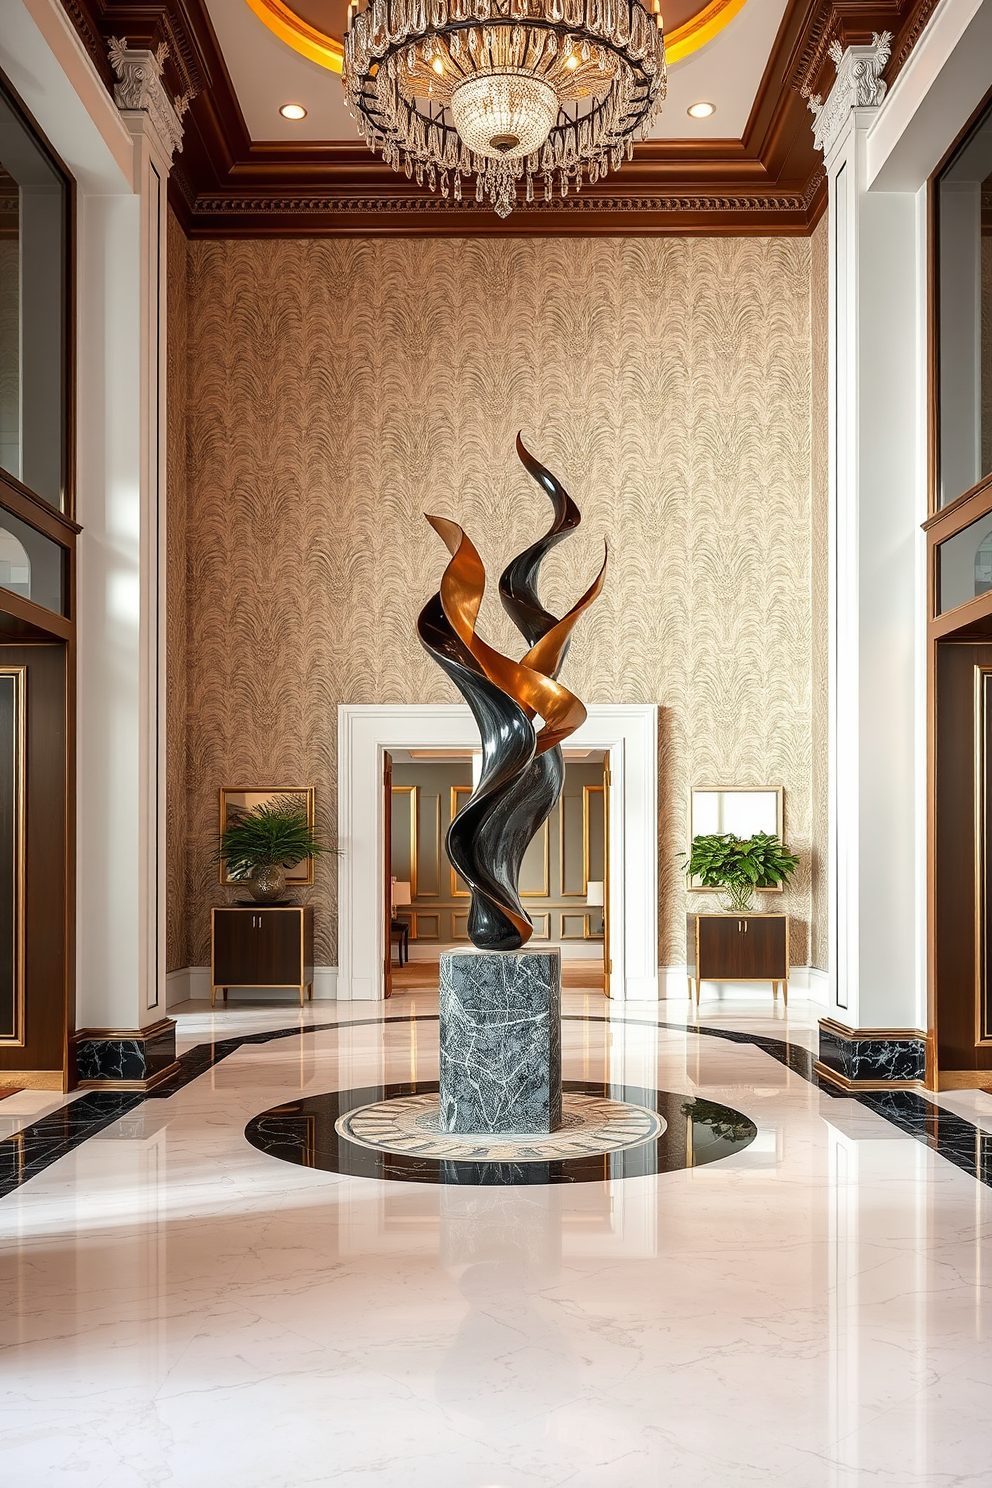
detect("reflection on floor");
top-left (3, 988), bottom-right (992, 1485)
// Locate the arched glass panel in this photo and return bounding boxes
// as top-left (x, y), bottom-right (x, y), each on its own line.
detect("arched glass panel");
top-left (0, 526), bottom-right (29, 598)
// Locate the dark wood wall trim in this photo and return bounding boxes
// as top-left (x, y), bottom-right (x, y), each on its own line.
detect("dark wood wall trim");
top-left (60, 0), bottom-right (937, 236)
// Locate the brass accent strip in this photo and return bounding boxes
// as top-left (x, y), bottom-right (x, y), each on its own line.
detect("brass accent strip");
top-left (582, 783), bottom-right (603, 897)
top-left (819, 1017), bottom-right (927, 1042)
top-left (76, 1059), bottom-right (182, 1093)
top-left (0, 667), bottom-right (26, 1047)
top-left (391, 784), bottom-right (419, 897)
top-left (73, 1017), bottom-right (175, 1043)
top-left (450, 785), bottom-right (472, 897)
top-left (813, 1060), bottom-right (924, 1093)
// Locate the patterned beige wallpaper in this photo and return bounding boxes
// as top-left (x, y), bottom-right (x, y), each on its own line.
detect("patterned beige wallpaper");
top-left (166, 210), bottom-right (188, 974)
top-left (168, 231), bottom-right (822, 973)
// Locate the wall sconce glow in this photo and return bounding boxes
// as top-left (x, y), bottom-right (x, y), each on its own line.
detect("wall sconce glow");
top-left (687, 101), bottom-right (715, 118)
top-left (279, 103), bottom-right (308, 119)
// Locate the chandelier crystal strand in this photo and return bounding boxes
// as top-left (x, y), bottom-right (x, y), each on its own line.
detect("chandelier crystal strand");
top-left (342, 0), bottom-right (666, 217)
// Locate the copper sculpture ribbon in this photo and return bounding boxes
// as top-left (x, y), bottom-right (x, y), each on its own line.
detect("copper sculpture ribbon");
top-left (417, 435), bottom-right (606, 951)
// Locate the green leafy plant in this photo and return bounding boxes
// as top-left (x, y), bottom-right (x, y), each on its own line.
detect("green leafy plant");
top-left (214, 797), bottom-right (326, 881)
top-left (679, 831), bottom-right (799, 913)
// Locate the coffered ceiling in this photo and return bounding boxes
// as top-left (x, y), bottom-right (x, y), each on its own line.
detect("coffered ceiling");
top-left (60, 0), bottom-right (939, 235)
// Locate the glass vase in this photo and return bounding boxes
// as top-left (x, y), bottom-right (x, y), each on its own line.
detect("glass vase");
top-left (721, 883), bottom-right (756, 915)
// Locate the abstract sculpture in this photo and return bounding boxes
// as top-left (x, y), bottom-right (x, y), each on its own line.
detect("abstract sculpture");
top-left (418, 435), bottom-right (606, 951)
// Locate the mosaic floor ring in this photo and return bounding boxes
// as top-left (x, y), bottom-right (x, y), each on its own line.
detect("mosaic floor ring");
top-left (246, 1079), bottom-right (757, 1186)
top-left (335, 1091), bottom-right (665, 1162)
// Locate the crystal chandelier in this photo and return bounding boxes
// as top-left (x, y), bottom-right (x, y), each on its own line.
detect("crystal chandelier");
top-left (342, 0), bottom-right (667, 217)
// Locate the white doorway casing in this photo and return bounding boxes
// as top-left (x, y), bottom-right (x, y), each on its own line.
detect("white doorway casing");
top-left (337, 704), bottom-right (658, 1001)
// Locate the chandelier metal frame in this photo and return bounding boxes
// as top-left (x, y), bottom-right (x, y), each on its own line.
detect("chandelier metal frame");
top-left (342, 0), bottom-right (667, 217)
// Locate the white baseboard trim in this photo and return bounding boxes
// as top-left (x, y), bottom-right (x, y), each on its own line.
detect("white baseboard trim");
top-left (659, 964), bottom-right (830, 1003)
top-left (405, 942), bottom-right (605, 962)
top-left (169, 967), bottom-right (339, 1002)
top-left (167, 962), bottom-right (829, 1009)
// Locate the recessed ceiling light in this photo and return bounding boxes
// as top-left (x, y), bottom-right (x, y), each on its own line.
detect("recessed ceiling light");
top-left (687, 101), bottom-right (715, 119)
top-left (280, 103), bottom-right (307, 120)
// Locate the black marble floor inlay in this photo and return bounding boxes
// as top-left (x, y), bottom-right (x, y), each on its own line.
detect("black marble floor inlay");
top-left (245, 1080), bottom-right (757, 1186)
top-left (3, 1007), bottom-right (992, 1199)
top-left (0, 1092), bottom-right (143, 1201)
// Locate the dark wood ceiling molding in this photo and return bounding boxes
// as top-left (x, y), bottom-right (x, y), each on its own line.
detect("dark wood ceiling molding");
top-left (57, 0), bottom-right (933, 237)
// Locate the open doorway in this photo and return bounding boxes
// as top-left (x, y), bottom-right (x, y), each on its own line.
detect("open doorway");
top-left (338, 703), bottom-right (658, 1003)
top-left (385, 748), bottom-right (611, 996)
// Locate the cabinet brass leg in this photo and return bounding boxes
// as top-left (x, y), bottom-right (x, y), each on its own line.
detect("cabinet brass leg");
top-left (687, 975), bottom-right (692, 1001)
top-left (784, 980), bottom-right (789, 1008)
top-left (695, 979), bottom-right (701, 1006)
top-left (772, 981), bottom-right (778, 1000)
top-left (308, 982), bottom-right (314, 1002)
top-left (299, 985), bottom-right (305, 1008)
top-left (211, 986), bottom-right (216, 1009)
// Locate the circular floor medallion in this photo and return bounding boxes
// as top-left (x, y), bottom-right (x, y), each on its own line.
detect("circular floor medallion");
top-left (335, 1092), bottom-right (664, 1162)
top-left (246, 1077), bottom-right (756, 1186)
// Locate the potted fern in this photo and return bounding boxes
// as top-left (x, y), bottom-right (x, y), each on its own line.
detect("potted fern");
top-left (681, 831), bottom-right (799, 914)
top-left (215, 797), bottom-right (327, 903)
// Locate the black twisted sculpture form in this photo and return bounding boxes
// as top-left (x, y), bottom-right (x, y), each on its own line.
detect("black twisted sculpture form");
top-left (417, 435), bottom-right (606, 951)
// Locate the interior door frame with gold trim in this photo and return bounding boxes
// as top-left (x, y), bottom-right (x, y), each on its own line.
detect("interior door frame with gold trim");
top-left (383, 751), bottom-right (393, 999)
top-left (337, 705), bottom-right (659, 1002)
top-left (603, 755), bottom-right (612, 996)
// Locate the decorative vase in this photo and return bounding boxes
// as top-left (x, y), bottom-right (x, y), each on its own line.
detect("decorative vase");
top-left (721, 883), bottom-right (756, 914)
top-left (249, 864), bottom-right (287, 902)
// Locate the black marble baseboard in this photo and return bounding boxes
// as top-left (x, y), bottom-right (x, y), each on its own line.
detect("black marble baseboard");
top-left (816, 1018), bottom-right (925, 1089)
top-left (73, 1018), bottom-right (178, 1089)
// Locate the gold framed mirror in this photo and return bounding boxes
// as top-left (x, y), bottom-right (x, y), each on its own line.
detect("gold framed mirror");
top-left (218, 787), bottom-right (316, 885)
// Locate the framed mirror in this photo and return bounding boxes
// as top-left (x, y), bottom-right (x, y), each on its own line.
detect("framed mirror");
top-left (689, 786), bottom-right (785, 893)
top-left (218, 787), bottom-right (316, 885)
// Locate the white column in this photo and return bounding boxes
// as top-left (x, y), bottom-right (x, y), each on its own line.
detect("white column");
top-left (810, 36), bottom-right (926, 1030)
top-left (75, 43), bottom-right (184, 1030)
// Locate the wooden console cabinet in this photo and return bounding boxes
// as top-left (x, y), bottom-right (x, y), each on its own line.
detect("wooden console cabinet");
top-left (211, 906), bottom-right (314, 1008)
top-left (687, 912), bottom-right (789, 1005)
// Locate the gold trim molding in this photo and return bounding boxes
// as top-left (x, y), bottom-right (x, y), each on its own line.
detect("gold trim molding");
top-left (819, 1017), bottom-right (927, 1042)
top-left (813, 1060), bottom-right (924, 1093)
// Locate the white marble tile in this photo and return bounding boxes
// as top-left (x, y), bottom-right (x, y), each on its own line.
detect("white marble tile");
top-left (2, 994), bottom-right (991, 1485)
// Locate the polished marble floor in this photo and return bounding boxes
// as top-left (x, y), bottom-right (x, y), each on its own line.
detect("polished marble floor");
top-left (3, 983), bottom-right (992, 1486)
